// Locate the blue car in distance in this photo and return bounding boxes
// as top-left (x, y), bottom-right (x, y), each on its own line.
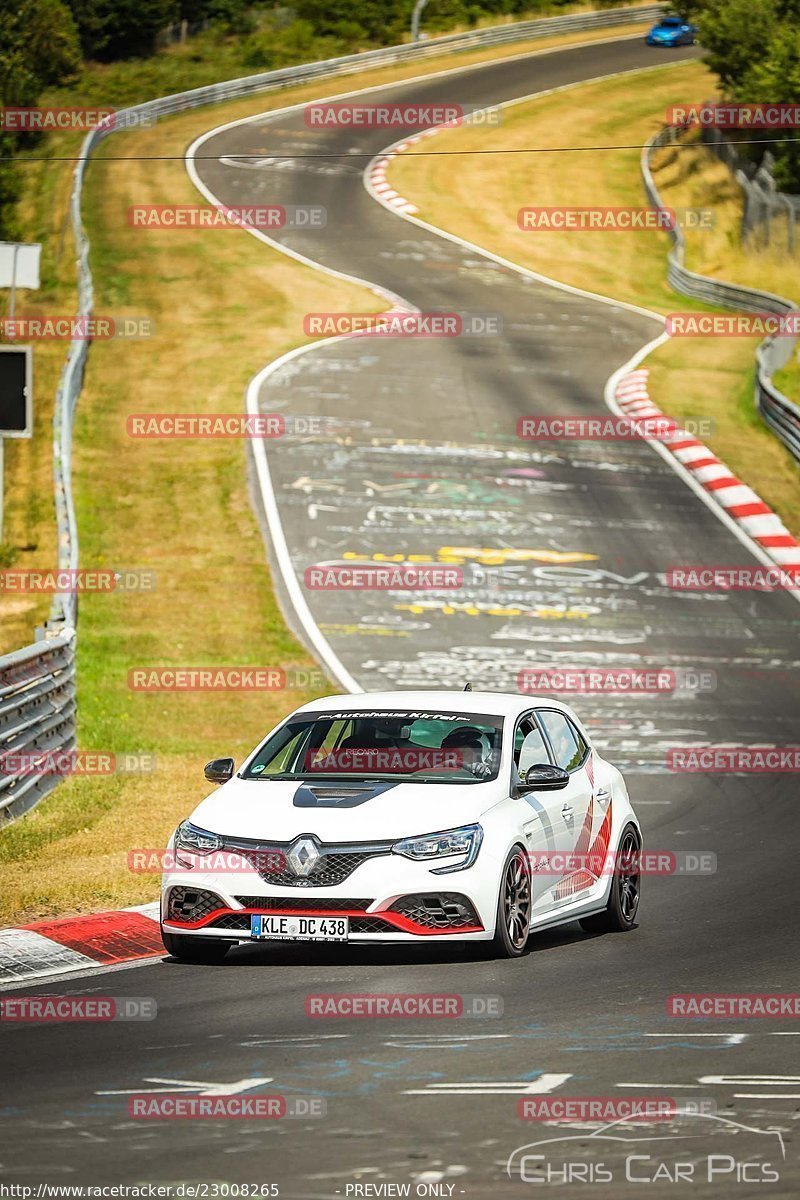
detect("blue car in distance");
top-left (646, 15), bottom-right (698, 46)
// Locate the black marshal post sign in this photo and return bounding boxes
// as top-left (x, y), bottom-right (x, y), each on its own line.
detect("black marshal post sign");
top-left (0, 345), bottom-right (32, 436)
top-left (0, 344), bottom-right (32, 542)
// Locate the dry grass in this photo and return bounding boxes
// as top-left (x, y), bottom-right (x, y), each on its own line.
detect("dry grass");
top-left (390, 58), bottom-right (800, 535)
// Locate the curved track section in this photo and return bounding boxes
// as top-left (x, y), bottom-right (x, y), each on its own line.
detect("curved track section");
top-left (191, 36), bottom-right (797, 774)
top-left (3, 37), bottom-right (799, 1195)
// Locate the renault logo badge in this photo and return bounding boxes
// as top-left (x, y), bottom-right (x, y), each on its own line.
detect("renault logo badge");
top-left (287, 836), bottom-right (320, 878)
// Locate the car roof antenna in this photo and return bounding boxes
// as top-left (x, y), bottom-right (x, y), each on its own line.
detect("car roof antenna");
top-left (463, 682), bottom-right (472, 691)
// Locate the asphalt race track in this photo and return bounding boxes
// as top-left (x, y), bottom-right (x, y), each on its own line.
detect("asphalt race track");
top-left (3, 35), bottom-right (800, 1198)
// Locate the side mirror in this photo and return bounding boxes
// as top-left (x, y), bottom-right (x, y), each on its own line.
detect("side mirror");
top-left (204, 757), bottom-right (234, 784)
top-left (520, 763), bottom-right (570, 791)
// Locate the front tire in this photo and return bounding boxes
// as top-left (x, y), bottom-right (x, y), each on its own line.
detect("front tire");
top-left (492, 846), bottom-right (532, 957)
top-left (579, 824), bottom-right (641, 934)
top-left (161, 929), bottom-right (232, 962)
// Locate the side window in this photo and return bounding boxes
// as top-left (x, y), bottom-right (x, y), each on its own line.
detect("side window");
top-left (570, 721), bottom-right (590, 763)
top-left (516, 719), bottom-right (551, 775)
top-left (538, 711), bottom-right (585, 773)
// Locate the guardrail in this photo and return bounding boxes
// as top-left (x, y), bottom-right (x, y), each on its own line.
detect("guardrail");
top-left (126, 4), bottom-right (664, 115)
top-left (642, 126), bottom-right (800, 463)
top-left (0, 630), bottom-right (76, 826)
top-left (0, 2), bottom-right (662, 825)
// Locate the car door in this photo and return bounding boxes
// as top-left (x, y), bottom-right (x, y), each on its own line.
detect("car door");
top-left (535, 709), bottom-right (596, 910)
top-left (511, 713), bottom-right (575, 917)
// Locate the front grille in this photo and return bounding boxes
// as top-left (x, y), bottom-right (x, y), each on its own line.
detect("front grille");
top-left (234, 896), bottom-right (372, 911)
top-left (258, 851), bottom-right (383, 888)
top-left (229, 839), bottom-right (392, 888)
top-left (167, 887), bottom-right (223, 923)
top-left (388, 893), bottom-right (480, 930)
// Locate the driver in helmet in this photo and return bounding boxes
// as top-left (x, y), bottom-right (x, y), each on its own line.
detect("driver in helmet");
top-left (440, 726), bottom-right (493, 778)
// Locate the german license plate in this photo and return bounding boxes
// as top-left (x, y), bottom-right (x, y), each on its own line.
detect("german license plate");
top-left (250, 914), bottom-right (349, 942)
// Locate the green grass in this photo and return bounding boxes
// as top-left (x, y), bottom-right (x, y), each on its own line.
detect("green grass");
top-left (774, 355), bottom-right (800, 406)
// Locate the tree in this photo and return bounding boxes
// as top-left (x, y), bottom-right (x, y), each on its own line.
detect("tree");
top-left (0, 0), bottom-right (81, 235)
top-left (66, 0), bottom-right (179, 60)
top-left (682, 0), bottom-right (800, 190)
top-left (686, 0), bottom-right (779, 89)
top-left (293, 0), bottom-right (409, 44)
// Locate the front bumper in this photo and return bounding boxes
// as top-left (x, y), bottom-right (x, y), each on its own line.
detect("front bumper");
top-left (160, 849), bottom-right (499, 942)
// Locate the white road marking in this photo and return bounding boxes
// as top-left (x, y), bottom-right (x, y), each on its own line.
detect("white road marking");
top-left (404, 1073), bottom-right (571, 1096)
top-left (642, 1033), bottom-right (748, 1044)
top-left (621, 1075), bottom-right (800, 1101)
top-left (618, 1083), bottom-right (703, 1089)
top-left (97, 1076), bottom-right (273, 1096)
top-left (699, 1075), bottom-right (800, 1086)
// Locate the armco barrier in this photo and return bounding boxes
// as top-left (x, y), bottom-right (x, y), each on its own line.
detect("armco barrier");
top-left (0, 4), bottom-right (662, 825)
top-left (642, 126), bottom-right (800, 463)
top-left (0, 630), bottom-right (76, 826)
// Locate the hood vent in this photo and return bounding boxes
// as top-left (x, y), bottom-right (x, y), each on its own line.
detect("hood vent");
top-left (293, 780), bottom-right (398, 808)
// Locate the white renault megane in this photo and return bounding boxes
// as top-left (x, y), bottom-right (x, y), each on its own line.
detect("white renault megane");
top-left (160, 691), bottom-right (641, 960)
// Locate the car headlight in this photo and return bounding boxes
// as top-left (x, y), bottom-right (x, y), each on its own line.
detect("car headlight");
top-left (175, 819), bottom-right (223, 856)
top-left (392, 824), bottom-right (483, 873)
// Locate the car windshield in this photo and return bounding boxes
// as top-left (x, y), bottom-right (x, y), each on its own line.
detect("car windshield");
top-left (243, 709), bottom-right (504, 784)
top-left (659, 18), bottom-right (683, 26)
